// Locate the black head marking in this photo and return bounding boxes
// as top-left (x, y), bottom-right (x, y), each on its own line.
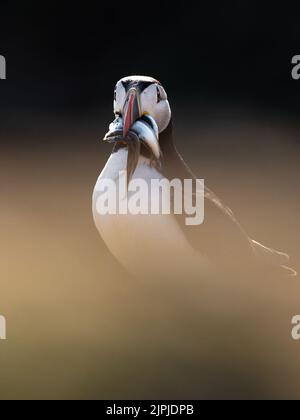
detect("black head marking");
top-left (121, 77), bottom-right (161, 93)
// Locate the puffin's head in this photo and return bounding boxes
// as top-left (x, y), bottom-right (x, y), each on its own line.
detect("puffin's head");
top-left (114, 75), bottom-right (171, 137)
top-left (104, 76), bottom-right (172, 182)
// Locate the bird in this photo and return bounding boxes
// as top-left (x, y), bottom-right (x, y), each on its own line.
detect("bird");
top-left (93, 75), bottom-right (296, 280)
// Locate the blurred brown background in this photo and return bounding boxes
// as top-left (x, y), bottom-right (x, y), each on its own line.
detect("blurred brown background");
top-left (1, 0), bottom-right (300, 400)
top-left (0, 109), bottom-right (300, 399)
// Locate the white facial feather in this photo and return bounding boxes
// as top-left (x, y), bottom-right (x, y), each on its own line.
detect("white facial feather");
top-left (113, 81), bottom-right (126, 114)
top-left (140, 84), bottom-right (171, 133)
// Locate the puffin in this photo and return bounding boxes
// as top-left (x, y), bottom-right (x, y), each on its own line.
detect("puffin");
top-left (93, 76), bottom-right (296, 279)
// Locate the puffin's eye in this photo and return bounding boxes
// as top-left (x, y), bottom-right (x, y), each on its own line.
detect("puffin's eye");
top-left (114, 89), bottom-right (117, 101)
top-left (156, 86), bottom-right (162, 103)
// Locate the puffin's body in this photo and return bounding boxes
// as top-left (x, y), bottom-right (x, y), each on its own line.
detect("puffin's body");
top-left (93, 76), bottom-right (295, 279)
top-left (93, 148), bottom-right (210, 278)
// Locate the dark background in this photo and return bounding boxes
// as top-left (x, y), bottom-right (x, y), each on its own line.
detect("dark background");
top-left (0, 1), bottom-right (300, 118)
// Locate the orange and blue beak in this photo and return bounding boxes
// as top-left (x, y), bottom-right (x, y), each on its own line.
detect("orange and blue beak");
top-left (122, 87), bottom-right (142, 137)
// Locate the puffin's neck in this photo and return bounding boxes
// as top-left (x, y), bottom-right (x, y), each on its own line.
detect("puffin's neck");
top-left (112, 141), bottom-right (154, 160)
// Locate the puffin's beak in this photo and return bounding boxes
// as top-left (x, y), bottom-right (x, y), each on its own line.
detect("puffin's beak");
top-left (122, 87), bottom-right (142, 137)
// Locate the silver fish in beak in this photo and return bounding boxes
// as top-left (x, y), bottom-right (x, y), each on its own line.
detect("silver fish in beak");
top-left (103, 96), bottom-right (160, 186)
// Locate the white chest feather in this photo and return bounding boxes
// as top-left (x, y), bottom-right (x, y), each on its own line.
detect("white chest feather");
top-left (93, 149), bottom-right (209, 279)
